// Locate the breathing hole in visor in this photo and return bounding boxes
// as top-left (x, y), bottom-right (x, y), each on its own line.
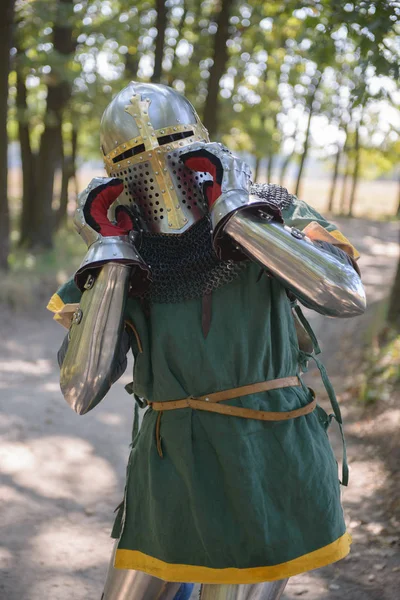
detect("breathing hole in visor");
top-left (112, 143), bottom-right (146, 164)
top-left (157, 130), bottom-right (194, 145)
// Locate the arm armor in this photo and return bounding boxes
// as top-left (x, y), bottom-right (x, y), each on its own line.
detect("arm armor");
top-left (225, 211), bottom-right (366, 318)
top-left (60, 262), bottom-right (131, 415)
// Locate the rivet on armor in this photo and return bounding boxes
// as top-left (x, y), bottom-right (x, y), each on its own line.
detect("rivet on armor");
top-left (162, 189), bottom-right (166, 193)
top-left (167, 208), bottom-right (171, 212)
top-left (169, 186), bottom-right (174, 190)
top-left (71, 308), bottom-right (83, 325)
top-left (127, 160), bottom-right (131, 164)
top-left (163, 168), bottom-right (167, 172)
top-left (168, 223), bottom-right (172, 227)
top-left (123, 145), bottom-right (126, 149)
top-left (155, 171), bottom-right (159, 175)
top-left (143, 136), bottom-right (147, 140)
top-left (160, 130), bottom-right (165, 134)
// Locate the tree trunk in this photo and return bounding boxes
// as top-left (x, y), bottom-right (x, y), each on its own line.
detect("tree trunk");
top-left (348, 124), bottom-right (360, 217)
top-left (254, 158), bottom-right (261, 182)
top-left (168, 6), bottom-right (188, 85)
top-left (339, 150), bottom-right (351, 215)
top-left (151, 0), bottom-right (168, 83)
top-left (31, 86), bottom-right (67, 247)
top-left (29, 0), bottom-right (74, 249)
top-left (387, 241), bottom-right (400, 332)
top-left (327, 142), bottom-right (342, 214)
top-left (294, 106), bottom-right (312, 198)
top-left (0, 0), bottom-right (15, 270)
top-left (202, 0), bottom-right (234, 138)
top-left (295, 76), bottom-right (321, 198)
top-left (396, 169), bottom-right (400, 217)
top-left (57, 147), bottom-right (69, 228)
top-left (125, 52), bottom-right (139, 80)
top-left (56, 126), bottom-right (77, 228)
top-left (279, 152), bottom-right (294, 187)
top-left (16, 69), bottom-right (36, 247)
top-left (267, 153), bottom-right (274, 183)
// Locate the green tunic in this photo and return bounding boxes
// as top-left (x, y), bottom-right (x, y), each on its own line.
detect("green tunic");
top-left (48, 198), bottom-right (355, 583)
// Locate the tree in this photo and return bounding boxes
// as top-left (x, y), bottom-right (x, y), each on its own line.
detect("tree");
top-left (387, 246), bottom-right (400, 332)
top-left (16, 0), bottom-right (75, 249)
top-left (203, 0), bottom-right (235, 138)
top-left (151, 0), bottom-right (168, 83)
top-left (0, 0), bottom-right (16, 270)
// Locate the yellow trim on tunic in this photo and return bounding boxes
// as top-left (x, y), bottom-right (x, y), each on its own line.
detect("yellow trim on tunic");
top-left (46, 293), bottom-right (65, 314)
top-left (47, 294), bottom-right (79, 329)
top-left (329, 229), bottom-right (360, 260)
top-left (114, 532), bottom-right (351, 584)
top-left (302, 222), bottom-right (360, 260)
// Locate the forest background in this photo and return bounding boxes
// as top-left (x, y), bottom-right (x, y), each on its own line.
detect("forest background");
top-left (0, 0), bottom-right (400, 326)
top-left (0, 0), bottom-right (399, 324)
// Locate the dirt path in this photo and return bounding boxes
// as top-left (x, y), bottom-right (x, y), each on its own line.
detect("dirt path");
top-left (0, 218), bottom-right (399, 600)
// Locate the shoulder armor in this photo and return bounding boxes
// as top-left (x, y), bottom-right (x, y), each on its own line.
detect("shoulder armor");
top-left (74, 177), bottom-right (118, 247)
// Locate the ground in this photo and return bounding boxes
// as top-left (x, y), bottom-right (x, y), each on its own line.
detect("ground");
top-left (0, 217), bottom-right (399, 600)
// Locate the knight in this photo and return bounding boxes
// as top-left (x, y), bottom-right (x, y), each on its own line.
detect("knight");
top-left (48, 82), bottom-right (366, 600)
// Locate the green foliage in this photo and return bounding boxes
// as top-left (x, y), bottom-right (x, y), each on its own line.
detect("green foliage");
top-left (4, 0), bottom-right (399, 257)
top-left (1, 223), bottom-right (85, 310)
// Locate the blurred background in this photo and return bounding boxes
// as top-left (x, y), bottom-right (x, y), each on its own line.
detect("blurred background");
top-left (0, 1), bottom-right (400, 599)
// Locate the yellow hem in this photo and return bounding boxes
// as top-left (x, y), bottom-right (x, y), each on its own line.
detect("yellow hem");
top-left (46, 293), bottom-right (65, 314)
top-left (114, 532), bottom-right (352, 584)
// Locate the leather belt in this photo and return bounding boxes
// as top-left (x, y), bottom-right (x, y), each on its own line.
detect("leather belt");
top-left (148, 376), bottom-right (317, 423)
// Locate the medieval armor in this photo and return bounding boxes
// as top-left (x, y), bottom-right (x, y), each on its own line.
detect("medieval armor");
top-left (100, 82), bottom-right (211, 234)
top-left (225, 210), bottom-right (366, 317)
top-left (60, 262), bottom-right (132, 415)
top-left (48, 82), bottom-right (368, 600)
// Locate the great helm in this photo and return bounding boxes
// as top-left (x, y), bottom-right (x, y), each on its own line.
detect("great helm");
top-left (100, 82), bottom-right (211, 234)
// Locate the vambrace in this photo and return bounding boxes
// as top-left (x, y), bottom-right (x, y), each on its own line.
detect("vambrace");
top-left (225, 211), bottom-right (366, 318)
top-left (60, 262), bottom-right (131, 415)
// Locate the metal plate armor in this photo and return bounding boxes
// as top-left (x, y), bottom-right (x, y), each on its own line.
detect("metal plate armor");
top-left (100, 82), bottom-right (211, 234)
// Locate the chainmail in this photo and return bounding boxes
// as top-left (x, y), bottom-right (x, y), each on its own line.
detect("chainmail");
top-left (249, 183), bottom-right (294, 211)
top-left (136, 184), bottom-right (293, 304)
top-left (137, 217), bottom-right (247, 303)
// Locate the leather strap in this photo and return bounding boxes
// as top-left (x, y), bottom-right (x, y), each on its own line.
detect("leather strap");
top-left (148, 377), bottom-right (317, 422)
top-left (201, 292), bottom-right (212, 339)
